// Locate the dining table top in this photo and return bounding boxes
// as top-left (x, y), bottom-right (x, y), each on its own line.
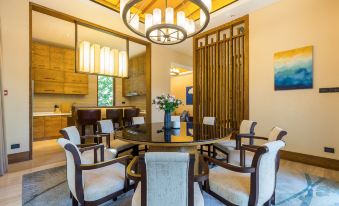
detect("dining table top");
top-left (119, 122), bottom-right (233, 146)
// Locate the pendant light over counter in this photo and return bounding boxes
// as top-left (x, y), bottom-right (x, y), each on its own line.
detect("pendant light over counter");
top-left (76, 23), bottom-right (129, 78)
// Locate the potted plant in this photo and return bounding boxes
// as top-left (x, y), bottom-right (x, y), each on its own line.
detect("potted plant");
top-left (152, 94), bottom-right (182, 129)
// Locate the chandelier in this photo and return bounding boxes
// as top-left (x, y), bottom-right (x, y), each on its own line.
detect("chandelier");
top-left (120, 0), bottom-right (211, 45)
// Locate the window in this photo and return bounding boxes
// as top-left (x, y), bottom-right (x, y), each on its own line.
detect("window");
top-left (97, 76), bottom-right (114, 106)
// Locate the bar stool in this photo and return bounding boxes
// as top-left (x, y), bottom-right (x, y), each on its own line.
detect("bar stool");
top-left (123, 108), bottom-right (140, 126)
top-left (106, 109), bottom-right (123, 128)
top-left (77, 109), bottom-right (102, 144)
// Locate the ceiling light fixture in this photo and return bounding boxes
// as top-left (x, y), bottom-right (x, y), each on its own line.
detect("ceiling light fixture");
top-left (121, 0), bottom-right (211, 45)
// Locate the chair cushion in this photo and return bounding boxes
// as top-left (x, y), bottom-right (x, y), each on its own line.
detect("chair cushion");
top-left (132, 182), bottom-right (204, 206)
top-left (81, 148), bottom-right (117, 164)
top-left (111, 139), bottom-right (135, 152)
top-left (214, 140), bottom-right (237, 153)
top-left (209, 166), bottom-right (250, 206)
top-left (83, 163), bottom-right (125, 201)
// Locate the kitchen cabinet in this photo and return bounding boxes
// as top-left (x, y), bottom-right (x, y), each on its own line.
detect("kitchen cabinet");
top-left (33, 114), bottom-right (70, 141)
top-left (34, 81), bottom-right (64, 94)
top-left (64, 83), bottom-right (88, 95)
top-left (32, 42), bottom-right (88, 95)
top-left (33, 117), bottom-right (44, 140)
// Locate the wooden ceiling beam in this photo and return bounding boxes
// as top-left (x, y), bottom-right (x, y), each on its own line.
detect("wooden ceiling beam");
top-left (174, 0), bottom-right (189, 13)
top-left (141, 0), bottom-right (157, 13)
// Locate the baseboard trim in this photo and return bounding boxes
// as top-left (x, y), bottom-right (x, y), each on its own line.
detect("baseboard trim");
top-left (8, 151), bottom-right (30, 164)
top-left (280, 150), bottom-right (339, 171)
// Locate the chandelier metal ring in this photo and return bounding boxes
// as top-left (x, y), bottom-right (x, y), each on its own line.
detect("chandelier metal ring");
top-left (146, 24), bottom-right (187, 45)
top-left (121, 0), bottom-right (210, 45)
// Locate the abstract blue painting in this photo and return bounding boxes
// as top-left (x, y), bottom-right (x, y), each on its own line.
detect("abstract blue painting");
top-left (274, 46), bottom-right (313, 90)
top-left (186, 86), bottom-right (193, 105)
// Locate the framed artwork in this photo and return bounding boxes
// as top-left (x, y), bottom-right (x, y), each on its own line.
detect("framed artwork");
top-left (186, 86), bottom-right (193, 105)
top-left (274, 46), bottom-right (313, 90)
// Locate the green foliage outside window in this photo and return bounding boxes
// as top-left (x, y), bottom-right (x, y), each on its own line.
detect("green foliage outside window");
top-left (98, 76), bottom-right (114, 106)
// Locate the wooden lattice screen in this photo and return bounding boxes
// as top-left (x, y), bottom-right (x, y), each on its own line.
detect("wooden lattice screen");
top-left (193, 15), bottom-right (249, 131)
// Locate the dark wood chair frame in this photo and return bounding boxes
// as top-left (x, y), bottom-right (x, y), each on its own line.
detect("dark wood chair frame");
top-left (60, 129), bottom-right (103, 148)
top-left (63, 142), bottom-right (133, 206)
top-left (203, 144), bottom-right (278, 206)
top-left (96, 120), bottom-right (139, 156)
top-left (126, 154), bottom-right (209, 206)
top-left (212, 121), bottom-right (257, 161)
top-left (105, 109), bottom-right (124, 129)
top-left (123, 108), bottom-right (140, 126)
top-left (77, 109), bottom-right (101, 137)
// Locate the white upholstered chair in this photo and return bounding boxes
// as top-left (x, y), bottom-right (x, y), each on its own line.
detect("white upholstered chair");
top-left (127, 152), bottom-right (204, 206)
top-left (204, 140), bottom-right (286, 206)
top-left (200, 116), bottom-right (216, 156)
top-left (97, 120), bottom-right (137, 156)
top-left (60, 126), bottom-right (116, 164)
top-left (132, 116), bottom-right (145, 125)
top-left (213, 120), bottom-right (257, 161)
top-left (58, 138), bottom-right (131, 206)
top-left (228, 127), bottom-right (287, 167)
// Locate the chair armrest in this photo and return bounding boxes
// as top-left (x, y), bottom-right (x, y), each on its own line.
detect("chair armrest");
top-left (78, 144), bottom-right (104, 152)
top-left (79, 155), bottom-right (132, 170)
top-left (240, 144), bottom-right (261, 153)
top-left (203, 155), bottom-right (255, 173)
top-left (76, 143), bottom-right (97, 148)
top-left (194, 156), bottom-right (209, 182)
top-left (236, 133), bottom-right (255, 138)
top-left (96, 132), bottom-right (111, 136)
top-left (126, 156), bottom-right (141, 181)
top-left (251, 136), bottom-right (269, 141)
top-left (80, 134), bottom-right (102, 139)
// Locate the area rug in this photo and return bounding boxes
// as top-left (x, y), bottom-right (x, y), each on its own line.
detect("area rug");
top-left (22, 165), bottom-right (339, 206)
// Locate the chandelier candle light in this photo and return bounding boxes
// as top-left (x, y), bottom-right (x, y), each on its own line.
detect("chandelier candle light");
top-left (121, 0), bottom-right (211, 45)
top-left (77, 40), bottom-right (128, 78)
top-left (152, 94), bottom-right (182, 129)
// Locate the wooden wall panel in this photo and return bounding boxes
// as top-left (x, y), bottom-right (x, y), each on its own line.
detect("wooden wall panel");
top-left (193, 16), bottom-right (249, 132)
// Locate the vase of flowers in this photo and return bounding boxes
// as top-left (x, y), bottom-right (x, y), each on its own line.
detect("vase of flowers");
top-left (152, 94), bottom-right (182, 129)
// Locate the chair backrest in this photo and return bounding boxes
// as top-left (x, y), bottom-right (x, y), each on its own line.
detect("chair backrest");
top-left (171, 116), bottom-right (180, 122)
top-left (106, 109), bottom-right (123, 124)
top-left (252, 140), bottom-right (285, 206)
top-left (239, 120), bottom-right (257, 144)
top-left (239, 120), bottom-right (257, 134)
top-left (140, 152), bottom-right (194, 206)
top-left (77, 109), bottom-right (101, 125)
top-left (132, 116), bottom-right (145, 125)
top-left (268, 127), bottom-right (287, 141)
top-left (203, 116), bottom-right (215, 125)
top-left (97, 119), bottom-right (114, 133)
top-left (57, 138), bottom-right (83, 202)
top-left (60, 126), bottom-right (81, 145)
top-left (124, 108), bottom-right (140, 123)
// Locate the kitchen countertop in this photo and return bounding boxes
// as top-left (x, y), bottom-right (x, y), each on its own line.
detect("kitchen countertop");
top-left (33, 112), bottom-right (72, 117)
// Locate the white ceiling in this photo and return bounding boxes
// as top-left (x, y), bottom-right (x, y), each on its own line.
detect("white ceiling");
top-left (32, 11), bottom-right (146, 57)
top-left (167, 0), bottom-right (280, 57)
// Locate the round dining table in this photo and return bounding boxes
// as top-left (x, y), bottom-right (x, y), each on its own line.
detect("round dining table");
top-left (119, 122), bottom-right (233, 174)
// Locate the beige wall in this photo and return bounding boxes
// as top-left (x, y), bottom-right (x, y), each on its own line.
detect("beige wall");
top-left (0, 0), bottom-right (191, 154)
top-left (249, 0), bottom-right (339, 159)
top-left (151, 44), bottom-right (193, 122)
top-left (170, 74), bottom-right (193, 115)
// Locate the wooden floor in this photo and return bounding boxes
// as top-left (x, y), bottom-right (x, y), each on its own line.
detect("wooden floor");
top-left (0, 140), bottom-right (338, 206)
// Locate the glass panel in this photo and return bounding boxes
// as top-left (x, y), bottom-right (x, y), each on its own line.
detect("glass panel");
top-left (97, 76), bottom-right (114, 106)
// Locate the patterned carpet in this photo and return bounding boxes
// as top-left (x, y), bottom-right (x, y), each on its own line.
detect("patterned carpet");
top-left (22, 165), bottom-right (339, 206)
